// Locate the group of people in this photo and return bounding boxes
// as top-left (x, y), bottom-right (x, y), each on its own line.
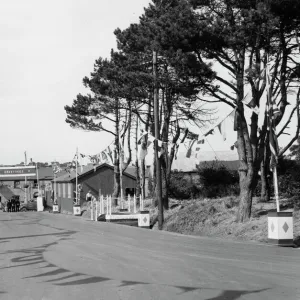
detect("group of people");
top-left (6, 197), bottom-right (20, 212)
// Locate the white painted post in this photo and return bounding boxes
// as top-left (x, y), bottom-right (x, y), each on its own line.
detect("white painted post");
top-left (128, 195), bottom-right (131, 213)
top-left (109, 195), bottom-right (112, 215)
top-left (101, 195), bottom-right (104, 215)
top-left (134, 194), bottom-right (136, 213)
top-left (121, 196), bottom-right (124, 209)
top-left (106, 195), bottom-right (108, 215)
top-left (91, 200), bottom-right (94, 221)
top-left (95, 200), bottom-right (98, 222)
top-left (141, 193), bottom-right (144, 211)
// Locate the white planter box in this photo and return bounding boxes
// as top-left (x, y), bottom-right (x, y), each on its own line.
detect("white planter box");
top-left (37, 196), bottom-right (44, 212)
top-left (138, 211), bottom-right (150, 229)
top-left (268, 211), bottom-right (293, 246)
top-left (73, 205), bottom-right (81, 216)
top-left (53, 204), bottom-right (59, 213)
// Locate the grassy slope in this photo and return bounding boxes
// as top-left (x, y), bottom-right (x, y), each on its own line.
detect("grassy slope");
top-left (149, 197), bottom-right (300, 245)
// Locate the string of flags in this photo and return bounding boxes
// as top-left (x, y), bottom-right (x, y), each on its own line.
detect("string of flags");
top-left (135, 109), bottom-right (236, 160)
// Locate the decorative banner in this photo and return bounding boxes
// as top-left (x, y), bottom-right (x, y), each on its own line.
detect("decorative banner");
top-left (0, 166), bottom-right (36, 177)
top-left (205, 129), bottom-right (214, 136)
top-left (217, 118), bottom-right (227, 141)
top-left (241, 91), bottom-right (260, 114)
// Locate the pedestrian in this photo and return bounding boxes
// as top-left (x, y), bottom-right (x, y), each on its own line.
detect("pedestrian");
top-left (11, 197), bottom-right (16, 212)
top-left (86, 190), bottom-right (92, 202)
top-left (15, 198), bottom-right (20, 212)
top-left (7, 199), bottom-right (11, 212)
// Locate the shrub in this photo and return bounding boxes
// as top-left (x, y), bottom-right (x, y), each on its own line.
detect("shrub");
top-left (169, 171), bottom-right (200, 199)
top-left (197, 162), bottom-right (239, 198)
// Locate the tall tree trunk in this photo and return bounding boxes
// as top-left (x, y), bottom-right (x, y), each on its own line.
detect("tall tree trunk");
top-left (260, 162), bottom-right (270, 202)
top-left (112, 104), bottom-right (120, 205)
top-left (235, 51), bottom-right (254, 222)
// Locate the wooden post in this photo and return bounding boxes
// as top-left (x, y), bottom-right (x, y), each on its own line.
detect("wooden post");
top-left (95, 200), bottom-right (97, 222)
top-left (101, 195), bottom-right (104, 215)
top-left (134, 194), bottom-right (136, 213)
top-left (109, 195), bottom-right (112, 215)
top-left (273, 166), bottom-right (280, 212)
top-left (91, 199), bottom-right (94, 221)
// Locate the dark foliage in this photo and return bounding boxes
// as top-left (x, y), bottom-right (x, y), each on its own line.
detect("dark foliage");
top-left (197, 163), bottom-right (240, 198)
top-left (169, 170), bottom-right (200, 199)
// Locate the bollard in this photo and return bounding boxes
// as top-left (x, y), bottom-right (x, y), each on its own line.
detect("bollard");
top-left (134, 194), bottom-right (137, 213)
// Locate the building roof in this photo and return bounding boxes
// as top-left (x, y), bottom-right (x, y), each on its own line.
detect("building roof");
top-left (198, 160), bottom-right (239, 171)
top-left (54, 163), bottom-right (137, 183)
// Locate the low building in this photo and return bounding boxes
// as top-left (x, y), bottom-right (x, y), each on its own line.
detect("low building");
top-left (0, 166), bottom-right (54, 202)
top-left (53, 163), bottom-right (137, 213)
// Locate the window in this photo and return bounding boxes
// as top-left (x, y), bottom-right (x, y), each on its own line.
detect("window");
top-left (67, 183), bottom-right (72, 198)
top-left (14, 181), bottom-right (20, 188)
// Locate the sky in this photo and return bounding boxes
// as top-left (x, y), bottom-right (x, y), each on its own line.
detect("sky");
top-left (0, 0), bottom-right (151, 165)
top-left (0, 0), bottom-right (297, 167)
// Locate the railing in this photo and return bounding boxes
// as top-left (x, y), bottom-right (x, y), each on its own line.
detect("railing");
top-left (90, 194), bottom-right (146, 221)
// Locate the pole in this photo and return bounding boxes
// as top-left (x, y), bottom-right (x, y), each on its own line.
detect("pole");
top-left (36, 163), bottom-right (40, 196)
top-left (153, 50), bottom-right (163, 230)
top-left (24, 151), bottom-right (27, 204)
top-left (273, 166), bottom-right (280, 212)
top-left (91, 198), bottom-right (94, 221)
top-left (75, 147), bottom-right (78, 205)
top-left (54, 172), bottom-right (56, 205)
top-left (119, 120), bottom-right (123, 207)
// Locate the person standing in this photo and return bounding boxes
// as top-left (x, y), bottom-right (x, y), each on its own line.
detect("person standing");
top-left (86, 190), bottom-right (92, 202)
top-left (15, 198), bottom-right (20, 212)
top-left (7, 199), bottom-right (11, 212)
top-left (11, 197), bottom-right (16, 212)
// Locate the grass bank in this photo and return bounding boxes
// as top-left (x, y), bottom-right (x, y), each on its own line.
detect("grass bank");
top-left (149, 196), bottom-right (300, 245)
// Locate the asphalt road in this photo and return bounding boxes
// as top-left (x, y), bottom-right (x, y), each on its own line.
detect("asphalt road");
top-left (0, 211), bottom-right (299, 300)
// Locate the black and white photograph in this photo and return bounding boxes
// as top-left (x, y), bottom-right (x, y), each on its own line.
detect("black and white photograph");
top-left (0, 1), bottom-right (300, 299)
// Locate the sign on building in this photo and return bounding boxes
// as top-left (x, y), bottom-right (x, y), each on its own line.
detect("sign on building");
top-left (0, 166), bottom-right (36, 177)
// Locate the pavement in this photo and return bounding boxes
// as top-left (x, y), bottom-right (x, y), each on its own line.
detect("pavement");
top-left (0, 211), bottom-right (299, 300)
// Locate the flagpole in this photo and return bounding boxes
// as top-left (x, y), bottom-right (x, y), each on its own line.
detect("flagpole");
top-left (24, 151), bottom-right (27, 204)
top-left (273, 166), bottom-right (280, 212)
top-left (266, 55), bottom-right (280, 213)
top-left (153, 50), bottom-right (163, 230)
top-left (119, 121), bottom-right (123, 207)
top-left (36, 163), bottom-right (40, 195)
top-left (76, 147), bottom-right (78, 205)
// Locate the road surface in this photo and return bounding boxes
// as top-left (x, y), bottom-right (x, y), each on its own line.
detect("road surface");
top-left (0, 211), bottom-right (299, 300)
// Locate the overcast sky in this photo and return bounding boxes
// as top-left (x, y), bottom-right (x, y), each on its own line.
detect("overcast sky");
top-left (0, 0), bottom-right (151, 165)
top-left (0, 0), bottom-right (296, 166)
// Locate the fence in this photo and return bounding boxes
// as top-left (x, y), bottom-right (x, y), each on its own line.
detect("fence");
top-left (90, 194), bottom-right (145, 221)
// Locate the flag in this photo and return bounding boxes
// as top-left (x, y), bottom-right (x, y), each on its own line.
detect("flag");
top-left (186, 131), bottom-right (199, 140)
top-left (205, 129), bottom-right (214, 136)
top-left (186, 140), bottom-right (196, 158)
top-left (217, 119), bottom-right (227, 141)
top-left (266, 61), bottom-right (279, 170)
